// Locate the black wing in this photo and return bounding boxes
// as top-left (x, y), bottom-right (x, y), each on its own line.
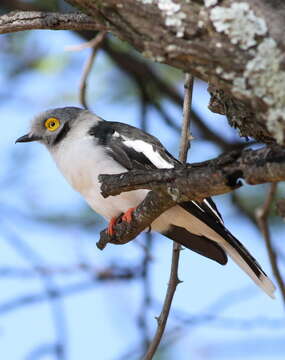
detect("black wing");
top-left (89, 120), bottom-right (178, 170)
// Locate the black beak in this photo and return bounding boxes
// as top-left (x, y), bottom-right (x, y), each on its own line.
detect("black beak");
top-left (15, 134), bottom-right (42, 144)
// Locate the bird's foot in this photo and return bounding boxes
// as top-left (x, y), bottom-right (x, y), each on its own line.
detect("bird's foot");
top-left (107, 217), bottom-right (117, 236)
top-left (122, 207), bottom-right (135, 223)
top-left (106, 208), bottom-right (135, 237)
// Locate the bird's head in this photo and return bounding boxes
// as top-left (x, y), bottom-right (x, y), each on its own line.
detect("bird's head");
top-left (16, 106), bottom-right (88, 147)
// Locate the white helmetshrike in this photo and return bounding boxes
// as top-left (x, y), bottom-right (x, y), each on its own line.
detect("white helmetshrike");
top-left (16, 107), bottom-right (276, 298)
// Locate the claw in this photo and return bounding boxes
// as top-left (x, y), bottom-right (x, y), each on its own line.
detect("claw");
top-left (122, 207), bottom-right (135, 223)
top-left (107, 217), bottom-right (117, 236)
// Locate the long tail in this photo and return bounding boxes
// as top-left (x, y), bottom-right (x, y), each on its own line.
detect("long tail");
top-left (220, 231), bottom-right (276, 298)
top-left (156, 204), bottom-right (276, 298)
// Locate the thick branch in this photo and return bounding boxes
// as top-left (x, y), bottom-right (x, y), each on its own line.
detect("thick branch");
top-left (0, 11), bottom-right (105, 34)
top-left (97, 145), bottom-right (285, 248)
top-left (100, 146), bottom-right (285, 198)
top-left (66, 0), bottom-right (285, 145)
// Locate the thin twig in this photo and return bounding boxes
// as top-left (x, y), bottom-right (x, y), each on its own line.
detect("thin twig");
top-left (138, 232), bottom-right (152, 352)
top-left (143, 74), bottom-right (194, 360)
top-left (180, 73), bottom-right (194, 160)
top-left (137, 95), bottom-right (152, 352)
top-left (79, 31), bottom-right (106, 109)
top-left (256, 183), bottom-right (285, 306)
top-left (65, 36), bottom-right (107, 52)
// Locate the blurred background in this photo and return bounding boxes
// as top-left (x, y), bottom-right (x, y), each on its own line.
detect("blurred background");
top-left (0, 1), bottom-right (285, 360)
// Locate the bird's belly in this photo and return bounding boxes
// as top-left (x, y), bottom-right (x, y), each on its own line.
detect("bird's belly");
top-left (84, 186), bottom-right (149, 220)
top-left (76, 160), bottom-right (149, 219)
top-left (52, 141), bottom-right (149, 219)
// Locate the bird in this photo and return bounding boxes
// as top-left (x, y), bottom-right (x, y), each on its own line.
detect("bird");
top-left (16, 106), bottom-right (275, 298)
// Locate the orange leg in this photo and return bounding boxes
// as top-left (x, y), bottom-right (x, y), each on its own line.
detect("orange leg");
top-left (107, 217), bottom-right (117, 236)
top-left (122, 207), bottom-right (136, 223)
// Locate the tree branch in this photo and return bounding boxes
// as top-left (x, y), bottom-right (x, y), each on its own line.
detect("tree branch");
top-left (96, 191), bottom-right (175, 250)
top-left (97, 145), bottom-right (285, 249)
top-left (143, 74), bottom-right (194, 360)
top-left (256, 183), bottom-right (285, 306)
top-left (78, 31), bottom-right (106, 109)
top-left (100, 146), bottom-right (285, 198)
top-left (0, 11), bottom-right (105, 34)
top-left (66, 0), bottom-right (285, 145)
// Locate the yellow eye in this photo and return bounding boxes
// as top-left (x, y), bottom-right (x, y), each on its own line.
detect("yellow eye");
top-left (45, 117), bottom-right (60, 131)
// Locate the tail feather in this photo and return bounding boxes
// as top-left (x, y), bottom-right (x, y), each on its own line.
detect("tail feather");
top-left (162, 225), bottom-right (228, 265)
top-left (152, 205), bottom-right (276, 298)
top-left (220, 232), bottom-right (276, 298)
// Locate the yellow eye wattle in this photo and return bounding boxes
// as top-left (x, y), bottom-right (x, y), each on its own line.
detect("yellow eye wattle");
top-left (45, 117), bottom-right (60, 131)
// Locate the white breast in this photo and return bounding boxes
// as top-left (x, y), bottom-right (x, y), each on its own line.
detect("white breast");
top-left (50, 126), bottom-right (148, 219)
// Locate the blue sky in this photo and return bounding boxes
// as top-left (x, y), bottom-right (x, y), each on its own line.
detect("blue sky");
top-left (0, 29), bottom-right (284, 360)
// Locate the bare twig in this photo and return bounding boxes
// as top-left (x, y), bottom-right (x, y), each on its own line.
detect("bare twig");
top-left (137, 99), bottom-right (152, 352)
top-left (142, 74), bottom-right (194, 360)
top-left (65, 36), bottom-right (106, 52)
top-left (180, 74), bottom-right (194, 160)
top-left (79, 31), bottom-right (106, 109)
top-left (0, 11), bottom-right (105, 34)
top-left (138, 232), bottom-right (153, 352)
top-left (256, 183), bottom-right (285, 305)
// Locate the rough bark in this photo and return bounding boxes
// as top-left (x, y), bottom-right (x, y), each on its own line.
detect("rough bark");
top-left (0, 11), bottom-right (104, 33)
top-left (63, 0), bottom-right (285, 146)
top-left (97, 145), bottom-right (285, 249)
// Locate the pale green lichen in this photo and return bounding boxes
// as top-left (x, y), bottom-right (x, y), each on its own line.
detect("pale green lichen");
top-left (245, 39), bottom-right (285, 143)
top-left (216, 66), bottom-right (223, 75)
top-left (232, 77), bottom-right (250, 96)
top-left (244, 39), bottom-right (284, 104)
top-left (233, 38), bottom-right (285, 143)
top-left (216, 66), bottom-right (236, 80)
top-left (222, 71), bottom-right (236, 80)
top-left (166, 44), bottom-right (178, 52)
top-left (198, 20), bottom-right (204, 28)
top-left (204, 0), bottom-right (218, 7)
top-left (210, 2), bottom-right (267, 49)
top-left (138, 0), bottom-right (186, 37)
top-left (210, 2), bottom-right (285, 143)
top-left (267, 109), bottom-right (285, 144)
